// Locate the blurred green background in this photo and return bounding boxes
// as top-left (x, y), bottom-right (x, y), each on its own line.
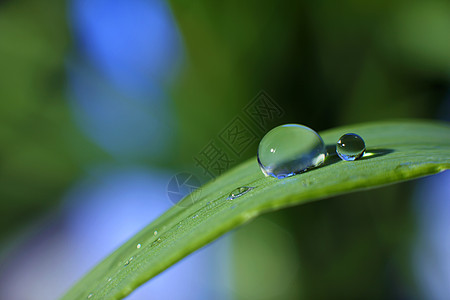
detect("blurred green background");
top-left (1, 0), bottom-right (450, 299)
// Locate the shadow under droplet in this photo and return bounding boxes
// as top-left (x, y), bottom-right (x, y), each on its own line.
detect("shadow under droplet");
top-left (320, 146), bottom-right (341, 167)
top-left (359, 148), bottom-right (394, 160)
top-left (325, 144), bottom-right (336, 155)
top-left (322, 145), bottom-right (394, 167)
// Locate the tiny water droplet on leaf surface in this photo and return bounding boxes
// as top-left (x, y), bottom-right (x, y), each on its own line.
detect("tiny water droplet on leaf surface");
top-left (336, 133), bottom-right (366, 161)
top-left (151, 238), bottom-right (162, 247)
top-left (124, 257), bottom-right (134, 266)
top-left (227, 186), bottom-right (254, 200)
top-left (258, 124), bottom-right (327, 178)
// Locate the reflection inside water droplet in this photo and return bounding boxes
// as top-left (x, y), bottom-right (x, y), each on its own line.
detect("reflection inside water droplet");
top-left (227, 186), bottom-right (254, 200)
top-left (153, 230), bottom-right (158, 236)
top-left (87, 293), bottom-right (93, 299)
top-left (136, 243), bottom-right (141, 249)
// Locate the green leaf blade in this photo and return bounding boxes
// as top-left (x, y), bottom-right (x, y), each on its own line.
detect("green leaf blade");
top-left (62, 120), bottom-right (450, 300)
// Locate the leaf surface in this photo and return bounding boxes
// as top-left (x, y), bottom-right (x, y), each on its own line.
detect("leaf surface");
top-left (62, 120), bottom-right (450, 300)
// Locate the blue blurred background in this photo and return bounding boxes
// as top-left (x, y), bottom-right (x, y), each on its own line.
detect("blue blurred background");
top-left (0, 0), bottom-right (449, 299)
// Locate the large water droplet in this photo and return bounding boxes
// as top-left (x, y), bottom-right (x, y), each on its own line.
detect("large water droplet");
top-left (336, 133), bottom-right (365, 161)
top-left (227, 186), bottom-right (254, 200)
top-left (257, 124), bottom-right (327, 178)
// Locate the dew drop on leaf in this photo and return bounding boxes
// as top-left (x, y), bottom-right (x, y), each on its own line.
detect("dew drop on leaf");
top-left (151, 238), bottom-right (162, 247)
top-left (336, 133), bottom-right (366, 161)
top-left (227, 186), bottom-right (254, 200)
top-left (124, 256), bottom-right (134, 266)
top-left (258, 124), bottom-right (327, 178)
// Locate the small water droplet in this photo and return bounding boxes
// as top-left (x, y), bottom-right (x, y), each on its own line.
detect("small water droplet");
top-left (258, 124), bottom-right (327, 178)
top-left (177, 222), bottom-right (182, 229)
top-left (192, 214), bottom-right (199, 219)
top-left (107, 277), bottom-right (112, 282)
top-left (153, 230), bottom-right (158, 236)
top-left (136, 243), bottom-right (141, 249)
top-left (124, 256), bottom-right (134, 266)
top-left (151, 238), bottom-right (162, 247)
top-left (227, 186), bottom-right (254, 200)
top-left (87, 293), bottom-right (94, 299)
top-left (336, 133), bottom-right (365, 161)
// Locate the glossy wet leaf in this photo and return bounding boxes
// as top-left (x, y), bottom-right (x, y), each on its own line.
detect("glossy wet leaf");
top-left (62, 120), bottom-right (450, 300)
